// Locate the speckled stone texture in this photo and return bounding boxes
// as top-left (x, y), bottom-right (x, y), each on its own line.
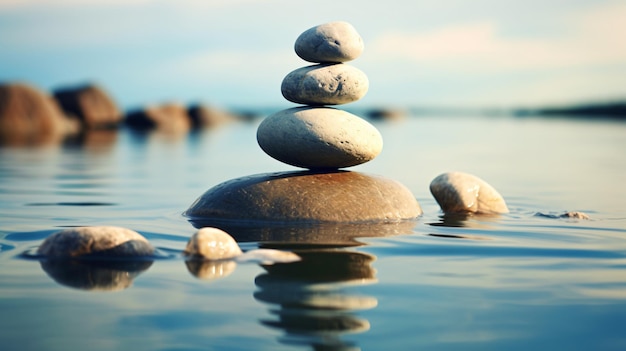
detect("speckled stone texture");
top-left (185, 171), bottom-right (422, 223)
top-left (37, 226), bottom-right (155, 258)
top-left (294, 21), bottom-right (364, 63)
top-left (257, 107), bottom-right (382, 169)
top-left (281, 63), bottom-right (368, 105)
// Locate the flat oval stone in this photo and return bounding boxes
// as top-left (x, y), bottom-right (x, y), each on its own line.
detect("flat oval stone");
top-left (257, 107), bottom-right (382, 169)
top-left (183, 227), bottom-right (243, 260)
top-left (430, 172), bottom-right (509, 214)
top-left (37, 226), bottom-right (155, 258)
top-left (281, 64), bottom-right (368, 105)
top-left (185, 171), bottom-right (422, 223)
top-left (295, 21), bottom-right (364, 63)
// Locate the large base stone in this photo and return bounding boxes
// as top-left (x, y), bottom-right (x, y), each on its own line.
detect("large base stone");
top-left (185, 171), bottom-right (422, 225)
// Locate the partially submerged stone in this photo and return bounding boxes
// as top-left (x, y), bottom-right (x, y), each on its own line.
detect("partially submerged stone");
top-left (125, 103), bottom-right (191, 133)
top-left (295, 21), bottom-right (364, 63)
top-left (257, 107), bottom-right (382, 169)
top-left (560, 211), bottom-right (590, 220)
top-left (187, 104), bottom-right (241, 129)
top-left (37, 226), bottom-right (155, 258)
top-left (0, 82), bottom-right (76, 144)
top-left (365, 107), bottom-right (407, 121)
top-left (430, 172), bottom-right (509, 214)
top-left (281, 64), bottom-right (369, 105)
top-left (183, 228), bottom-right (301, 271)
top-left (535, 211), bottom-right (591, 220)
top-left (183, 227), bottom-right (243, 260)
top-left (54, 83), bottom-right (122, 129)
top-left (185, 171), bottom-right (422, 223)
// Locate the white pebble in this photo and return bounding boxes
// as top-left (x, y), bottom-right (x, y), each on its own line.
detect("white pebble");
top-left (295, 21), bottom-right (364, 63)
top-left (183, 227), bottom-right (243, 260)
top-left (430, 172), bottom-right (509, 214)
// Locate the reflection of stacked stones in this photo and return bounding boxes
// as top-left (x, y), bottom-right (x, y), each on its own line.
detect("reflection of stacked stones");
top-left (185, 22), bottom-right (422, 229)
top-left (255, 250), bottom-right (377, 350)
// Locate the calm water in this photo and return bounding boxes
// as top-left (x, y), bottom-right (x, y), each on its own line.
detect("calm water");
top-left (1, 114), bottom-right (625, 351)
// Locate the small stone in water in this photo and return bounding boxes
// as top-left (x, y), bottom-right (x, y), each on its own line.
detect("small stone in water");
top-left (430, 172), bottom-right (509, 214)
top-left (37, 226), bottom-right (155, 258)
top-left (560, 211), bottom-right (590, 220)
top-left (183, 227), bottom-right (243, 260)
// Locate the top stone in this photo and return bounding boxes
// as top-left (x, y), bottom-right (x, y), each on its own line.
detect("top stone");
top-left (295, 21), bottom-right (364, 63)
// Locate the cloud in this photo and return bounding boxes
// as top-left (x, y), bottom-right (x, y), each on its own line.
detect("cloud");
top-left (0, 0), bottom-right (263, 11)
top-left (367, 2), bottom-right (626, 73)
top-left (164, 48), bottom-right (303, 79)
top-left (0, 0), bottom-right (151, 10)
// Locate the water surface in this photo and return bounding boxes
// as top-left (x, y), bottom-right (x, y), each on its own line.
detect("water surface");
top-left (1, 114), bottom-right (625, 350)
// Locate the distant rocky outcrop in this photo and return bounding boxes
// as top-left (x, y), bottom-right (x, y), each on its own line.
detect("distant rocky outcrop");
top-left (125, 103), bottom-right (191, 133)
top-left (0, 82), bottom-right (77, 145)
top-left (53, 83), bottom-right (122, 129)
top-left (364, 107), bottom-right (407, 121)
top-left (187, 103), bottom-right (241, 128)
top-left (514, 102), bottom-right (626, 119)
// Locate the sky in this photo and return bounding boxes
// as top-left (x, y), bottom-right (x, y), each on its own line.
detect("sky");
top-left (0, 0), bottom-right (625, 111)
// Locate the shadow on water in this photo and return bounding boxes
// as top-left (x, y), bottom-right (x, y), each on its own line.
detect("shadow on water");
top-left (255, 249), bottom-right (377, 351)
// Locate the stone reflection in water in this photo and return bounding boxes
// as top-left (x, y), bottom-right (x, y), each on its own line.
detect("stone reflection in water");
top-left (185, 260), bottom-right (237, 281)
top-left (187, 220), bottom-right (417, 248)
top-left (255, 249), bottom-right (377, 351)
top-left (40, 259), bottom-right (152, 292)
top-left (430, 212), bottom-right (502, 228)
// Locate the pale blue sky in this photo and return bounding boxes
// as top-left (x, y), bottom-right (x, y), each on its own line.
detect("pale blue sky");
top-left (0, 0), bottom-right (624, 110)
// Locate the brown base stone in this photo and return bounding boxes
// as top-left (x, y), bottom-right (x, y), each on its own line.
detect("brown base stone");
top-left (185, 171), bottom-right (422, 243)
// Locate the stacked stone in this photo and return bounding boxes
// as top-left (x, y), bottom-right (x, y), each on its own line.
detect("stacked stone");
top-left (185, 21), bottom-right (422, 226)
top-left (257, 21), bottom-right (382, 170)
